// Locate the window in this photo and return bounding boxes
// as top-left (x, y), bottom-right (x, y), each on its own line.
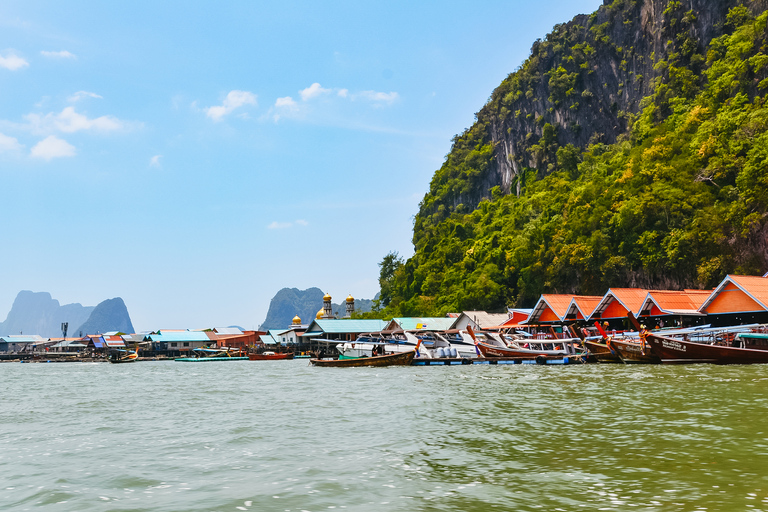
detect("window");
top-left (171, 342), bottom-right (177, 347)
top-left (183, 342), bottom-right (190, 347)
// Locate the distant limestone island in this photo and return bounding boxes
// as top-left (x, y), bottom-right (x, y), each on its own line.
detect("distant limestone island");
top-left (260, 287), bottom-right (376, 330)
top-left (0, 291), bottom-right (134, 337)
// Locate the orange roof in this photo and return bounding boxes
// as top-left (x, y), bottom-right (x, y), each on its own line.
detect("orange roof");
top-left (701, 275), bottom-right (768, 313)
top-left (565, 296), bottom-right (603, 319)
top-left (590, 288), bottom-right (650, 319)
top-left (527, 294), bottom-right (578, 323)
top-left (639, 290), bottom-right (711, 316)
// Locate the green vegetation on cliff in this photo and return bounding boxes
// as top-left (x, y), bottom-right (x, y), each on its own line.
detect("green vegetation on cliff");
top-left (378, 2), bottom-right (768, 317)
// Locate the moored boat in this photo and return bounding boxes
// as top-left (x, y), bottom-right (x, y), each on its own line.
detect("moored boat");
top-left (310, 339), bottom-right (421, 367)
top-left (468, 326), bottom-right (585, 360)
top-left (627, 312), bottom-right (768, 364)
top-left (108, 348), bottom-right (139, 363)
top-left (248, 351), bottom-right (294, 361)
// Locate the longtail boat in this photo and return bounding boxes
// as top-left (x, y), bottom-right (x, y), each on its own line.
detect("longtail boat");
top-left (607, 337), bottom-right (660, 364)
top-left (108, 347), bottom-right (139, 364)
top-left (248, 351), bottom-right (294, 361)
top-left (627, 312), bottom-right (768, 365)
top-left (467, 326), bottom-right (584, 359)
top-left (591, 320), bottom-right (658, 364)
top-left (309, 339), bottom-right (421, 367)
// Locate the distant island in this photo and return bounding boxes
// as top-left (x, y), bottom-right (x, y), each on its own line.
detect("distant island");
top-left (0, 291), bottom-right (134, 337)
top-left (260, 287), bottom-right (376, 330)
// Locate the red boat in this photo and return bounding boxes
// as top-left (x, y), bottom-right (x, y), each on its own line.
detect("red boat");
top-left (643, 333), bottom-right (768, 364)
top-left (248, 351), bottom-right (294, 361)
top-left (627, 312), bottom-right (768, 365)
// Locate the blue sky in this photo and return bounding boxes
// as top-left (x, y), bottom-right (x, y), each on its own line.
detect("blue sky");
top-left (0, 0), bottom-right (602, 331)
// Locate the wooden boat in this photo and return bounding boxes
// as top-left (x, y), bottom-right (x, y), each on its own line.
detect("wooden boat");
top-left (468, 326), bottom-right (584, 359)
top-left (108, 348), bottom-right (139, 363)
top-left (175, 347), bottom-right (248, 362)
top-left (626, 312), bottom-right (768, 364)
top-left (248, 351), bottom-right (294, 360)
top-left (310, 339), bottom-right (421, 367)
top-left (608, 337), bottom-right (660, 364)
top-left (643, 332), bottom-right (768, 364)
top-left (583, 339), bottom-right (621, 363)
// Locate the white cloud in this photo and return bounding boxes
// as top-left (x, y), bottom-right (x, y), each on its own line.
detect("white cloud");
top-left (30, 135), bottom-right (76, 160)
top-left (68, 91), bottom-right (103, 102)
top-left (299, 82), bottom-right (331, 101)
top-left (275, 96), bottom-right (297, 108)
top-left (41, 50), bottom-right (76, 59)
top-left (26, 106), bottom-right (125, 134)
top-left (0, 132), bottom-right (22, 152)
top-left (355, 90), bottom-right (399, 104)
top-left (150, 155), bottom-right (162, 168)
top-left (0, 52), bottom-right (29, 71)
top-left (267, 219), bottom-right (309, 230)
top-left (205, 90), bottom-right (257, 121)
top-left (337, 89), bottom-right (349, 98)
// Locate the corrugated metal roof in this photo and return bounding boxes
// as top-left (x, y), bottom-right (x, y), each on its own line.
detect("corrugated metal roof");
top-left (260, 335), bottom-right (276, 345)
top-left (459, 311), bottom-right (509, 329)
top-left (388, 317), bottom-right (456, 331)
top-left (213, 327), bottom-right (243, 335)
top-left (306, 319), bottom-right (388, 334)
top-left (148, 331), bottom-right (211, 342)
top-left (0, 335), bottom-right (46, 343)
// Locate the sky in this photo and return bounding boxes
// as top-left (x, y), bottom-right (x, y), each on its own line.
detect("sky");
top-left (0, 0), bottom-right (603, 331)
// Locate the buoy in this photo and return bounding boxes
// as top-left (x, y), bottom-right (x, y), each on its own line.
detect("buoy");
top-left (535, 355), bottom-right (547, 365)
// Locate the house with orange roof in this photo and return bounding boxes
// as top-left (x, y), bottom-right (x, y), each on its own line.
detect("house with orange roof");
top-left (563, 296), bottom-right (603, 322)
top-left (699, 275), bottom-right (768, 326)
top-left (637, 290), bottom-right (710, 328)
top-left (588, 288), bottom-right (650, 329)
top-left (525, 294), bottom-right (576, 325)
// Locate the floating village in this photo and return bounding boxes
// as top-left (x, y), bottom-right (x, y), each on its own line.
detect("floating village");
top-left (2, 273), bottom-right (768, 366)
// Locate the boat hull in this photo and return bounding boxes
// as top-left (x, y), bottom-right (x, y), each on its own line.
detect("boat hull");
top-left (584, 340), bottom-right (622, 363)
top-left (248, 353), bottom-right (294, 360)
top-left (474, 340), bottom-right (571, 359)
top-left (646, 334), bottom-right (768, 364)
top-left (310, 350), bottom-right (416, 367)
top-left (609, 338), bottom-right (660, 364)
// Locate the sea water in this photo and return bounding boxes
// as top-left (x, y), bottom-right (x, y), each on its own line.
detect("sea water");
top-left (1, 360), bottom-right (768, 511)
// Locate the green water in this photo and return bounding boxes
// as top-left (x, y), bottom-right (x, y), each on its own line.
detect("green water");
top-left (1, 361), bottom-right (767, 511)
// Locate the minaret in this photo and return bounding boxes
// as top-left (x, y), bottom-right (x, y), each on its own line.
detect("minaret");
top-left (345, 295), bottom-right (355, 318)
top-left (323, 292), bottom-right (333, 319)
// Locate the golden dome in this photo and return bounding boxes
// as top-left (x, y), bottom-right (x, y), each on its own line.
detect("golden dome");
top-left (323, 292), bottom-right (332, 301)
top-left (292, 315), bottom-right (301, 325)
top-left (316, 308), bottom-right (324, 319)
top-left (346, 294), bottom-right (354, 303)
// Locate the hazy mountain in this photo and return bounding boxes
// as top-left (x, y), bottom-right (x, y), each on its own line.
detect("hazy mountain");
top-left (0, 291), bottom-right (134, 337)
top-left (74, 297), bottom-right (134, 336)
top-left (260, 287), bottom-right (376, 330)
top-left (0, 291), bottom-right (94, 337)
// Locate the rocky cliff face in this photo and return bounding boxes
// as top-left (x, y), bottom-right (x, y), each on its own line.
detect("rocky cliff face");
top-left (0, 291), bottom-right (93, 337)
top-left (418, 0), bottom-right (768, 227)
top-left (0, 291), bottom-right (134, 337)
top-left (73, 298), bottom-right (134, 336)
top-left (260, 287), bottom-right (375, 330)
